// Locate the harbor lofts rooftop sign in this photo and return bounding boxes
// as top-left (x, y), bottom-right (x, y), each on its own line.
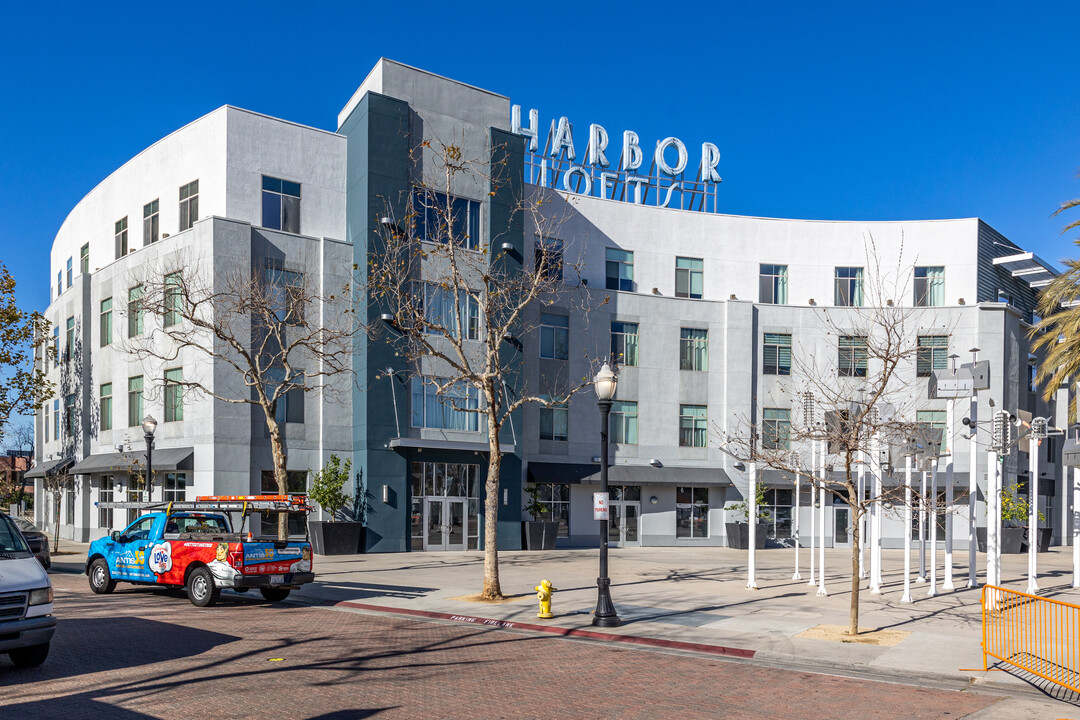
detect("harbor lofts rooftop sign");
top-left (511, 105), bottom-right (722, 213)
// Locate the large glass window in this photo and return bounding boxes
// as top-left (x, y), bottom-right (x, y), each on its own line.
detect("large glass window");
top-left (178, 180), bottom-right (199, 231)
top-left (66, 257), bottom-right (72, 287)
top-left (100, 297), bottom-right (112, 347)
top-left (679, 405), bottom-right (707, 448)
top-left (52, 400), bottom-right (59, 442)
top-left (65, 316), bottom-right (74, 362)
top-left (763, 408), bottom-right (791, 450)
top-left (267, 368), bottom-right (305, 424)
top-left (917, 335), bottom-right (948, 377)
top-left (264, 265), bottom-right (304, 325)
top-left (262, 176), bottom-right (301, 234)
top-left (529, 482), bottom-right (570, 538)
top-left (143, 199), bottom-right (159, 245)
top-left (163, 472), bottom-right (186, 502)
top-left (605, 248), bottom-right (634, 291)
top-left (917, 409), bottom-right (948, 453)
top-left (610, 321), bottom-right (639, 367)
top-left (411, 188), bottom-right (479, 249)
top-left (115, 217), bottom-right (128, 258)
top-left (261, 470), bottom-right (309, 494)
top-left (164, 273), bottom-right (182, 327)
top-left (763, 489), bottom-right (792, 539)
top-left (411, 462), bottom-right (480, 498)
top-left (534, 238), bottom-right (563, 283)
top-left (539, 396), bottom-right (568, 441)
top-left (56, 271), bottom-right (61, 298)
top-left (127, 376), bottom-right (143, 427)
top-left (679, 328), bottom-right (708, 371)
top-left (914, 266), bottom-right (944, 307)
top-left (676, 486), bottom-right (709, 538)
top-left (164, 368), bottom-right (184, 422)
top-left (838, 335), bottom-right (868, 377)
top-left (539, 313), bottom-right (568, 360)
top-left (128, 285), bottom-right (144, 337)
top-left (99, 383), bottom-right (113, 432)
top-left (759, 264), bottom-right (788, 304)
top-left (80, 243), bottom-right (90, 275)
top-left (64, 394), bottom-right (75, 436)
top-left (834, 267), bottom-right (864, 307)
top-left (416, 282), bottom-right (479, 340)
top-left (763, 332), bottom-right (792, 375)
top-left (411, 377), bottom-right (480, 431)
top-left (675, 257), bottom-right (703, 299)
top-left (611, 400), bottom-right (638, 444)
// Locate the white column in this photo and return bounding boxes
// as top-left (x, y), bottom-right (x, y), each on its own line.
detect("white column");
top-left (792, 473), bottom-right (802, 580)
top-left (748, 462), bottom-right (758, 590)
top-left (901, 454), bottom-right (913, 603)
top-left (818, 439), bottom-right (828, 596)
top-left (857, 461), bottom-right (866, 579)
top-left (928, 457), bottom-right (939, 597)
top-left (917, 469), bottom-right (927, 583)
top-left (808, 442), bottom-right (817, 587)
top-left (1026, 443), bottom-right (1040, 594)
top-left (987, 450), bottom-right (1000, 587)
top-left (869, 432), bottom-right (882, 594)
top-left (1072, 466), bottom-right (1079, 589)
top-left (944, 398), bottom-right (956, 591)
top-left (968, 392), bottom-right (978, 588)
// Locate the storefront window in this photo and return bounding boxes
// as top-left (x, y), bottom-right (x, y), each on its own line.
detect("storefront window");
top-left (763, 489), bottom-right (792, 539)
top-left (676, 486), bottom-right (708, 538)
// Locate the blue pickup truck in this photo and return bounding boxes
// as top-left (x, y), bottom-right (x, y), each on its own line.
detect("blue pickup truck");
top-left (86, 509), bottom-right (314, 607)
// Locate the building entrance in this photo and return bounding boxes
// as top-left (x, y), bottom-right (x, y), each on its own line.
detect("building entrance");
top-left (410, 461), bottom-right (481, 551)
top-left (608, 502), bottom-right (640, 547)
top-left (424, 498), bottom-right (466, 551)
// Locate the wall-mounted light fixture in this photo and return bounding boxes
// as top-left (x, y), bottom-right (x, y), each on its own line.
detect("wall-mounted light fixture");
top-left (649, 458), bottom-right (663, 468)
top-left (649, 496), bottom-right (658, 505)
top-left (502, 488), bottom-right (508, 506)
top-left (382, 484), bottom-right (389, 503)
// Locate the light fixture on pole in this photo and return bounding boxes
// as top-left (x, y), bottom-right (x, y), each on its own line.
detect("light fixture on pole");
top-left (142, 415), bottom-right (157, 502)
top-left (592, 363), bottom-right (620, 627)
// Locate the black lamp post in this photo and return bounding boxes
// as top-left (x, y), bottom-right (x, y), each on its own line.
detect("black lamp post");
top-left (142, 415), bottom-right (157, 502)
top-left (593, 362), bottom-right (621, 628)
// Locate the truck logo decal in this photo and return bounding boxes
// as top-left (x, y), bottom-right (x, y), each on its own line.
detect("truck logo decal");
top-left (148, 542), bottom-right (173, 574)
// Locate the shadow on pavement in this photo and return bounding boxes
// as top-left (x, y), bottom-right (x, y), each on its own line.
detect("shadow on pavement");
top-left (307, 710), bottom-right (398, 719)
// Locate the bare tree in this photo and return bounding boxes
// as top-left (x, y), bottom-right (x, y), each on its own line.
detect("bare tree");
top-left (121, 255), bottom-right (356, 539)
top-left (722, 244), bottom-right (944, 636)
top-left (366, 133), bottom-right (598, 600)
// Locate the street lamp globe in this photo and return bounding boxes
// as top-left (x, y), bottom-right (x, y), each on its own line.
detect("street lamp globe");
top-left (594, 363), bottom-right (617, 401)
top-left (142, 415), bottom-right (158, 437)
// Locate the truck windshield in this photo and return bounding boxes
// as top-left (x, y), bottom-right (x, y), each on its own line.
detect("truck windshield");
top-left (167, 516), bottom-right (229, 534)
top-left (0, 515), bottom-right (32, 556)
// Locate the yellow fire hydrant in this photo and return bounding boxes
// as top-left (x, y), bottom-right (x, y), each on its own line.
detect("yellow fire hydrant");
top-left (535, 579), bottom-right (556, 619)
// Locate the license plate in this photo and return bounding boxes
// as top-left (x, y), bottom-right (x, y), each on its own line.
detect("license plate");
top-left (269, 575), bottom-right (284, 585)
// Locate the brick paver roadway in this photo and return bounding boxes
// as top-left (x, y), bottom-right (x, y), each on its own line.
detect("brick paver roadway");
top-left (0, 572), bottom-right (1005, 719)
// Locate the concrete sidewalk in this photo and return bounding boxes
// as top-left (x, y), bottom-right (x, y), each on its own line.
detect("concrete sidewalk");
top-left (294, 545), bottom-right (1080, 702)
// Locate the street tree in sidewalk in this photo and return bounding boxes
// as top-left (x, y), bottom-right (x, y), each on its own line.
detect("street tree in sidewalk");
top-left (121, 256), bottom-right (357, 540)
top-left (0, 262), bottom-right (53, 444)
top-left (365, 134), bottom-right (598, 600)
top-left (721, 244), bottom-right (943, 636)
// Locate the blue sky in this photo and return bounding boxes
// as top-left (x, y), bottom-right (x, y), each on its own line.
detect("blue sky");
top-left (2, 1), bottom-right (1079, 312)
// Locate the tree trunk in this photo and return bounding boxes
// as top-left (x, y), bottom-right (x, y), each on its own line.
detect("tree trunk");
top-left (267, 416), bottom-right (289, 541)
top-left (481, 384), bottom-right (503, 600)
top-left (849, 485), bottom-right (861, 636)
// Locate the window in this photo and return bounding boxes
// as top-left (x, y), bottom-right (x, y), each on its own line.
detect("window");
top-left (679, 328), bottom-right (708, 371)
top-left (763, 489), bottom-right (793, 539)
top-left (100, 298), bottom-right (112, 347)
top-left (261, 176), bottom-right (302, 233)
top-left (834, 267), bottom-right (864, 307)
top-left (917, 336), bottom-right (948, 377)
top-left (679, 405), bottom-right (708, 448)
top-left (128, 286), bottom-right (144, 337)
top-left (838, 335), bottom-right (868, 377)
top-left (264, 265), bottom-right (304, 325)
top-left (164, 272), bottom-right (182, 327)
top-left (128, 376), bottom-right (144, 427)
top-left (43, 403), bottom-right (49, 443)
top-left (100, 383), bottom-right (113, 432)
top-left (268, 368), bottom-right (305, 424)
top-left (143, 199), bottom-right (159, 245)
top-left (763, 408), bottom-right (791, 450)
top-left (261, 470), bottom-right (308, 494)
top-left (605, 248), bottom-right (634, 291)
top-left (759, 264), bottom-right (788, 304)
top-left (675, 257), bottom-right (703, 299)
top-left (676, 487), bottom-right (709, 538)
top-left (56, 271), bottom-right (61, 298)
top-left (126, 477), bottom-right (147, 521)
top-left (52, 400), bottom-right (59, 442)
top-left (66, 257), bottom-right (73, 288)
top-left (763, 333), bottom-right (792, 375)
top-left (610, 321), bottom-right (639, 367)
top-left (65, 486), bottom-right (74, 525)
top-left (97, 476), bottom-right (113, 529)
top-left (163, 472), bottom-right (186, 502)
top-left (914, 266), bottom-right (944, 307)
top-left (611, 400), bottom-right (638, 444)
top-left (115, 217), bottom-right (128, 258)
top-left (539, 396), bottom-right (568, 441)
top-left (530, 482), bottom-right (570, 538)
top-left (416, 282), bottom-right (479, 340)
top-left (164, 368), bottom-right (184, 422)
top-left (64, 393), bottom-right (75, 436)
top-left (123, 513), bottom-right (154, 540)
top-left (917, 410), bottom-right (948, 453)
top-left (65, 316), bottom-right (74, 362)
top-left (411, 188), bottom-right (478, 249)
top-left (80, 243), bottom-right (90, 275)
top-left (410, 377), bottom-right (480, 431)
top-left (178, 180), bottom-right (199, 231)
top-left (539, 313), bottom-right (568, 360)
top-left (51, 327), bottom-right (58, 370)
top-left (535, 238), bottom-right (563, 283)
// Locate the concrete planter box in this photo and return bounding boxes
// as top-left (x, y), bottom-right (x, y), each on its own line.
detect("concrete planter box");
top-left (977, 526), bottom-right (1029, 554)
top-left (523, 521), bottom-right (559, 550)
top-left (309, 521), bottom-right (363, 555)
top-left (726, 522), bottom-right (767, 550)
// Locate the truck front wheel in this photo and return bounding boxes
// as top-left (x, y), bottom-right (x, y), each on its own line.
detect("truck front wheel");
top-left (9, 642), bottom-right (50, 668)
top-left (88, 559), bottom-right (116, 594)
top-left (260, 587), bottom-right (291, 603)
top-left (187, 567), bottom-right (220, 607)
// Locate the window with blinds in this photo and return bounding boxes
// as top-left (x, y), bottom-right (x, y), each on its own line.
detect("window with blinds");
top-left (838, 335), bottom-right (868, 377)
top-left (917, 336), bottom-right (948, 377)
top-left (763, 333), bottom-right (792, 375)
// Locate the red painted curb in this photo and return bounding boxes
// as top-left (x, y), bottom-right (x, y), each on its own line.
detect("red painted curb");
top-left (328, 599), bottom-right (756, 660)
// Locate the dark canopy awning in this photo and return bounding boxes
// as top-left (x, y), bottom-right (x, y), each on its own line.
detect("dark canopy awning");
top-left (23, 457), bottom-right (74, 479)
top-left (528, 462), bottom-right (731, 487)
top-left (69, 447), bottom-right (194, 475)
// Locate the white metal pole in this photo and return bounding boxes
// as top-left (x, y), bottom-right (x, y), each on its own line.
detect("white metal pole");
top-left (1026, 442), bottom-right (1039, 594)
top-left (987, 450), bottom-right (1000, 587)
top-left (968, 391), bottom-right (978, 589)
top-left (858, 461), bottom-right (866, 579)
top-left (944, 398), bottom-right (956, 591)
top-left (901, 454), bottom-right (913, 603)
top-left (817, 441), bottom-right (827, 596)
top-left (792, 473), bottom-right (802, 580)
top-left (808, 442), bottom-right (817, 587)
top-left (870, 432), bottom-right (882, 594)
top-left (1072, 465), bottom-right (1079, 589)
top-left (748, 462), bottom-right (758, 590)
top-left (917, 469), bottom-right (927, 583)
top-left (928, 457), bottom-right (939, 597)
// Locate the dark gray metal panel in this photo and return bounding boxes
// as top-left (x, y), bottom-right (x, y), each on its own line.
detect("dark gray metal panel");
top-left (977, 221), bottom-right (1038, 321)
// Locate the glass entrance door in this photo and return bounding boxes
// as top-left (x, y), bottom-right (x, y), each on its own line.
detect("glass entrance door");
top-left (424, 498), bottom-right (466, 551)
top-left (834, 507), bottom-right (852, 548)
top-left (608, 501), bottom-right (640, 548)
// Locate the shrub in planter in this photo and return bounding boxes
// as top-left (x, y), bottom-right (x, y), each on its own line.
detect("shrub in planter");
top-left (522, 484), bottom-right (559, 550)
top-left (999, 487), bottom-right (1045, 555)
top-left (726, 481), bottom-right (771, 549)
top-left (309, 455), bottom-right (363, 555)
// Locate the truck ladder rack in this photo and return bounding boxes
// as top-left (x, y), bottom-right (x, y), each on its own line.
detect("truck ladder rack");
top-left (95, 499), bottom-right (312, 512)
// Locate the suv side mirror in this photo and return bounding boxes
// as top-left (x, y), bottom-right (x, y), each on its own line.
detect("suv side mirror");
top-left (110, 530), bottom-right (122, 542)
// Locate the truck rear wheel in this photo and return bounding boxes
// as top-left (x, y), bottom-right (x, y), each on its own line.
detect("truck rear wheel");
top-left (9, 642), bottom-right (50, 668)
top-left (187, 567), bottom-right (220, 607)
top-left (88, 558), bottom-right (116, 594)
top-left (260, 587), bottom-right (291, 603)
